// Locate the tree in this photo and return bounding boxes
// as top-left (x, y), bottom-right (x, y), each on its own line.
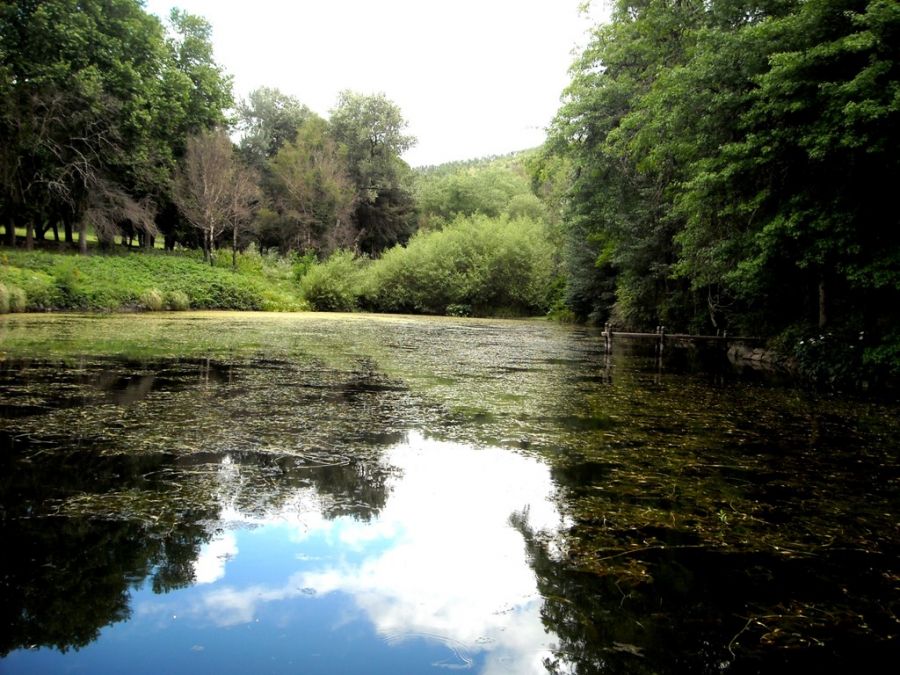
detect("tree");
top-left (268, 116), bottom-right (356, 253)
top-left (237, 87), bottom-right (315, 168)
top-left (329, 91), bottom-right (417, 254)
top-left (173, 129), bottom-right (258, 265)
top-left (0, 0), bottom-right (162, 249)
top-left (547, 0), bottom-right (797, 328)
top-left (673, 0), bottom-right (900, 334)
top-left (149, 8), bottom-right (233, 250)
top-left (547, 0), bottom-right (900, 377)
top-left (0, 1), bottom-right (232, 253)
top-left (227, 161), bottom-right (261, 268)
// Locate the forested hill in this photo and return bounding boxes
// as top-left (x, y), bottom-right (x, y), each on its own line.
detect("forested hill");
top-left (536, 0), bottom-right (900, 383)
top-left (414, 150), bottom-right (536, 177)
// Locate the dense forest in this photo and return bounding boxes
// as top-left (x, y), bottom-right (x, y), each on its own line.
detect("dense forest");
top-left (541, 0), bottom-right (900, 382)
top-left (1, 0), bottom-right (898, 381)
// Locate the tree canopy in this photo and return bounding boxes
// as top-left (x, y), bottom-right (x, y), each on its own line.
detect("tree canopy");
top-left (329, 91), bottom-right (418, 254)
top-left (0, 0), bottom-right (231, 248)
top-left (544, 0), bottom-right (900, 368)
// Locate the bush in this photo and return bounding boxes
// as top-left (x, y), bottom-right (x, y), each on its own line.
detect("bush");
top-left (291, 251), bottom-right (317, 284)
top-left (775, 324), bottom-right (878, 388)
top-left (0, 283), bottom-right (9, 314)
top-left (139, 288), bottom-right (164, 311)
top-left (363, 214), bottom-right (555, 316)
top-left (9, 286), bottom-right (26, 312)
top-left (300, 250), bottom-right (364, 312)
top-left (166, 289), bottom-right (190, 311)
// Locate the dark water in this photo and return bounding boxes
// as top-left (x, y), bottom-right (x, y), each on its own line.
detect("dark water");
top-left (0, 313), bottom-right (897, 674)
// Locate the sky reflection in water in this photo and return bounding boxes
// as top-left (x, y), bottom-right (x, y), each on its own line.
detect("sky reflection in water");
top-left (6, 432), bottom-right (567, 674)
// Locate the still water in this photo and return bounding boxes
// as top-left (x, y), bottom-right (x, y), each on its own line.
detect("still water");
top-left (0, 313), bottom-right (897, 673)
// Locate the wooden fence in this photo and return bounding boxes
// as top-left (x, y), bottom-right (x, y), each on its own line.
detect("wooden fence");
top-left (601, 324), bottom-right (766, 355)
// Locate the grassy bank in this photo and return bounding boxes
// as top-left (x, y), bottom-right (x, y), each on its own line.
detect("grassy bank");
top-left (0, 247), bottom-right (307, 313)
top-left (1, 214), bottom-right (560, 318)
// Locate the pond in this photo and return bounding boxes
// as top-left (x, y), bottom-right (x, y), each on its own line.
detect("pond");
top-left (0, 312), bottom-right (897, 673)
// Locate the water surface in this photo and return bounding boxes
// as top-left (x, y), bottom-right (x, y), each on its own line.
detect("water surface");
top-left (0, 312), bottom-right (897, 673)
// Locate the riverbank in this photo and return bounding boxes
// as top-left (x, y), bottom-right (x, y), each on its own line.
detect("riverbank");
top-left (0, 247), bottom-right (307, 313)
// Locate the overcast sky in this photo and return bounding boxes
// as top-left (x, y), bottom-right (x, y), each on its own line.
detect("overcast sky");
top-left (143, 0), bottom-right (606, 167)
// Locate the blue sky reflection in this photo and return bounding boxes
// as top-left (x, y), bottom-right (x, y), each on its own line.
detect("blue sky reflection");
top-left (10, 433), bottom-right (569, 674)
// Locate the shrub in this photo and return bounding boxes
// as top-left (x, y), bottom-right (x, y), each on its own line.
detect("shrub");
top-left (166, 289), bottom-right (190, 311)
top-left (300, 250), bottom-right (364, 312)
top-left (0, 283), bottom-right (9, 314)
top-left (9, 286), bottom-right (26, 312)
top-left (291, 251), bottom-right (318, 284)
top-left (140, 288), bottom-right (164, 311)
top-left (446, 303), bottom-right (472, 317)
top-left (363, 214), bottom-right (555, 316)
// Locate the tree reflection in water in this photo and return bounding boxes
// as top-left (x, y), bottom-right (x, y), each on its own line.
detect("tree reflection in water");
top-left (0, 356), bottom-right (406, 656)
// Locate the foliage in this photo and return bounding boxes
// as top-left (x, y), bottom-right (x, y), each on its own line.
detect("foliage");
top-left (547, 0), bottom-right (900, 379)
top-left (267, 116), bottom-right (356, 254)
top-left (329, 91), bottom-right (417, 254)
top-left (414, 158), bottom-right (538, 230)
top-left (237, 87), bottom-right (314, 168)
top-left (0, 249), bottom-right (305, 312)
top-left (0, 0), bottom-right (232, 250)
top-left (299, 250), bottom-right (365, 312)
top-left (363, 214), bottom-right (555, 316)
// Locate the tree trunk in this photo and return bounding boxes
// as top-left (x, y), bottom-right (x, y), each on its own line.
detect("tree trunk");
top-left (25, 221), bottom-right (34, 250)
top-left (818, 274), bottom-right (827, 329)
top-left (52, 222), bottom-right (59, 243)
top-left (205, 228), bottom-right (214, 265)
top-left (232, 222), bottom-right (238, 269)
top-left (79, 221), bottom-right (88, 254)
top-left (64, 217), bottom-right (74, 245)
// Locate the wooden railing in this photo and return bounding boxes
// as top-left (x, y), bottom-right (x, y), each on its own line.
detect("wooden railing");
top-left (601, 324), bottom-right (765, 354)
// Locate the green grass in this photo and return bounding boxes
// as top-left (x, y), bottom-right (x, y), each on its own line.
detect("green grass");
top-left (0, 247), bottom-right (307, 312)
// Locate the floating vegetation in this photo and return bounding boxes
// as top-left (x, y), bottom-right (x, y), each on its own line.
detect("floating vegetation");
top-left (0, 313), bottom-right (898, 671)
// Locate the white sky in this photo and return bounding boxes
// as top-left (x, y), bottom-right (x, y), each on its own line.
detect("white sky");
top-left (143, 0), bottom-right (606, 167)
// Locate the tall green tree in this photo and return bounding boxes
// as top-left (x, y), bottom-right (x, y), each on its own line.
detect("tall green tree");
top-left (237, 87), bottom-right (315, 169)
top-left (549, 0), bottom-right (900, 375)
top-left (0, 1), bottom-right (231, 251)
top-left (149, 8), bottom-right (233, 250)
top-left (329, 91), bottom-right (417, 254)
top-left (673, 0), bottom-right (900, 335)
top-left (547, 0), bottom-right (709, 326)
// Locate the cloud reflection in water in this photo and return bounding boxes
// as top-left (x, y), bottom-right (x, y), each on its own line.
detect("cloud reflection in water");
top-left (189, 432), bottom-right (569, 673)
